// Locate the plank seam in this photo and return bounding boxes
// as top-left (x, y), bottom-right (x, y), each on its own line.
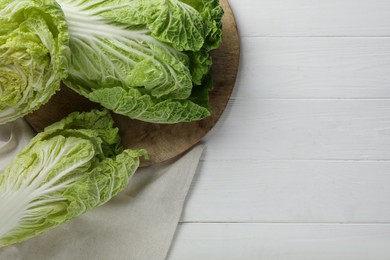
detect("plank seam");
top-left (178, 221), bottom-right (390, 225)
top-left (242, 35), bottom-right (390, 39)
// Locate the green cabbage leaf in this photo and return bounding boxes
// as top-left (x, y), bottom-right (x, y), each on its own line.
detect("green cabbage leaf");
top-left (0, 0), bottom-right (70, 124)
top-left (0, 109), bottom-right (146, 247)
top-left (58, 0), bottom-right (223, 123)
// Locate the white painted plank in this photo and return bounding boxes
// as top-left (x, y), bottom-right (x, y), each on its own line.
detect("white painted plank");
top-left (181, 160), bottom-right (390, 223)
top-left (236, 38), bottom-right (390, 98)
top-left (203, 99), bottom-right (390, 160)
top-left (168, 223), bottom-right (390, 260)
top-left (229, 0), bottom-right (390, 37)
top-left (166, 2), bottom-right (390, 259)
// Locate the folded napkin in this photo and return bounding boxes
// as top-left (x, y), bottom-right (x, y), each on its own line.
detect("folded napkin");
top-left (0, 119), bottom-right (203, 260)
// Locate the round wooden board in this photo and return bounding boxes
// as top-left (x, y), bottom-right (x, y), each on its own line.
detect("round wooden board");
top-left (25, 0), bottom-right (240, 167)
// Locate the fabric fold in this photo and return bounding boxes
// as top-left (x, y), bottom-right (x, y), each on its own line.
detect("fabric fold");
top-left (0, 128), bottom-right (203, 260)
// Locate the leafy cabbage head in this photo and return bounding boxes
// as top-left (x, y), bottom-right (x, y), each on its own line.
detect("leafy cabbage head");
top-left (0, 0), bottom-right (70, 124)
top-left (57, 0), bottom-right (223, 123)
top-left (0, 109), bottom-right (146, 247)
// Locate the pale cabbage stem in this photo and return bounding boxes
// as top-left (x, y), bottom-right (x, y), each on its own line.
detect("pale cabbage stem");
top-left (0, 1), bottom-right (28, 17)
top-left (57, 0), bottom-right (193, 99)
top-left (0, 141), bottom-right (93, 238)
top-left (60, 0), bottom-right (173, 85)
top-left (58, 0), bottom-right (182, 64)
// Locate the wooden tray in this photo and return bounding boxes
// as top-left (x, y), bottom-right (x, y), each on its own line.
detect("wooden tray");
top-left (25, 0), bottom-right (240, 167)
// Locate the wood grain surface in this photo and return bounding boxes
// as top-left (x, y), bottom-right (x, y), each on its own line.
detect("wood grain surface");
top-left (24, 0), bottom-right (239, 167)
top-left (169, 224), bottom-right (390, 260)
top-left (168, 0), bottom-right (390, 258)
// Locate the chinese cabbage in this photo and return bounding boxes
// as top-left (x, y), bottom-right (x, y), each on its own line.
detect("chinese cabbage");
top-left (0, 109), bottom-right (146, 247)
top-left (0, 0), bottom-right (70, 124)
top-left (57, 0), bottom-right (223, 123)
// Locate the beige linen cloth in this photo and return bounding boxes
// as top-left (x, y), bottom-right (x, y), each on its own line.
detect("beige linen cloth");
top-left (0, 119), bottom-right (203, 260)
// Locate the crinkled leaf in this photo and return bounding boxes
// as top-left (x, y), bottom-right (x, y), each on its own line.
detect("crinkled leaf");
top-left (57, 0), bottom-right (223, 123)
top-left (0, 0), bottom-right (70, 124)
top-left (0, 110), bottom-right (146, 247)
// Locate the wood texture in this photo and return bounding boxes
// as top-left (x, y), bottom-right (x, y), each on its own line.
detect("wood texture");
top-left (229, 0), bottom-right (390, 37)
top-left (24, 0), bottom-right (239, 167)
top-left (203, 99), bottom-right (390, 161)
top-left (168, 223), bottom-right (390, 260)
top-left (181, 160), bottom-right (390, 223)
top-left (168, 0), bottom-right (390, 258)
top-left (236, 38), bottom-right (390, 98)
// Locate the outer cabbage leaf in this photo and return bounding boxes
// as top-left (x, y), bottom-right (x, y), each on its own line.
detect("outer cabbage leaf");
top-left (0, 109), bottom-right (146, 247)
top-left (179, 0), bottom-right (224, 50)
top-left (89, 73), bottom-right (213, 123)
top-left (0, 0), bottom-right (70, 124)
top-left (57, 0), bottom-right (223, 123)
top-left (100, 0), bottom-right (207, 51)
top-left (100, 0), bottom-right (223, 51)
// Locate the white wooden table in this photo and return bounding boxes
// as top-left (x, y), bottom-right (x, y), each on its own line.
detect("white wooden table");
top-left (168, 0), bottom-right (390, 259)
